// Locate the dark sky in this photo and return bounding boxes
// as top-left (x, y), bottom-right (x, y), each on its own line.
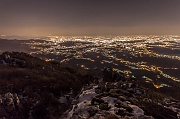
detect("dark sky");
top-left (0, 0), bottom-right (180, 36)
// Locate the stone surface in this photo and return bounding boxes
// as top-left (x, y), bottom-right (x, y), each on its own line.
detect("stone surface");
top-left (0, 92), bottom-right (22, 119)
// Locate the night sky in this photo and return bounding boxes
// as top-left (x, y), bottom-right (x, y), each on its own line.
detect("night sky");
top-left (0, 0), bottom-right (180, 36)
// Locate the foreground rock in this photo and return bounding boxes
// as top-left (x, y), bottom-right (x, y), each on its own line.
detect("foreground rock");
top-left (63, 84), bottom-right (155, 119)
top-left (63, 68), bottom-right (180, 119)
top-left (0, 93), bottom-right (22, 119)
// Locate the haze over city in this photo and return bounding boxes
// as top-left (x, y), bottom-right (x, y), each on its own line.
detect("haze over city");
top-left (0, 0), bottom-right (180, 37)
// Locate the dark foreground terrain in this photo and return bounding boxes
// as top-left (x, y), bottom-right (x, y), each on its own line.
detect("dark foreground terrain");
top-left (0, 52), bottom-right (179, 119)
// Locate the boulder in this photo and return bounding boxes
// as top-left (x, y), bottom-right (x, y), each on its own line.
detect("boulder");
top-left (95, 87), bottom-right (103, 94)
top-left (118, 96), bottom-right (127, 101)
top-left (116, 108), bottom-right (126, 116)
top-left (86, 106), bottom-right (98, 117)
top-left (103, 68), bottom-right (114, 82)
top-left (103, 67), bottom-right (123, 82)
top-left (99, 102), bottom-right (111, 110)
top-left (91, 98), bottom-right (104, 105)
top-left (0, 92), bottom-right (22, 119)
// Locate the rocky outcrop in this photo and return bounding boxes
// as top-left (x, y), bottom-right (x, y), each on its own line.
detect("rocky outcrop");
top-left (0, 52), bottom-right (26, 67)
top-left (63, 83), bottom-right (155, 119)
top-left (0, 93), bottom-right (22, 119)
top-left (163, 98), bottom-right (180, 118)
top-left (62, 68), bottom-right (180, 119)
top-left (103, 67), bottom-right (124, 82)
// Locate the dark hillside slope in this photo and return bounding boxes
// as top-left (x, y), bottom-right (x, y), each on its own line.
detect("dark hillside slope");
top-left (0, 52), bottom-right (95, 119)
top-left (0, 52), bottom-right (179, 119)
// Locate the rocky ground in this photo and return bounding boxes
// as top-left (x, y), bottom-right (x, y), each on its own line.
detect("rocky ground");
top-left (0, 52), bottom-right (179, 119)
top-left (61, 68), bottom-right (180, 119)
